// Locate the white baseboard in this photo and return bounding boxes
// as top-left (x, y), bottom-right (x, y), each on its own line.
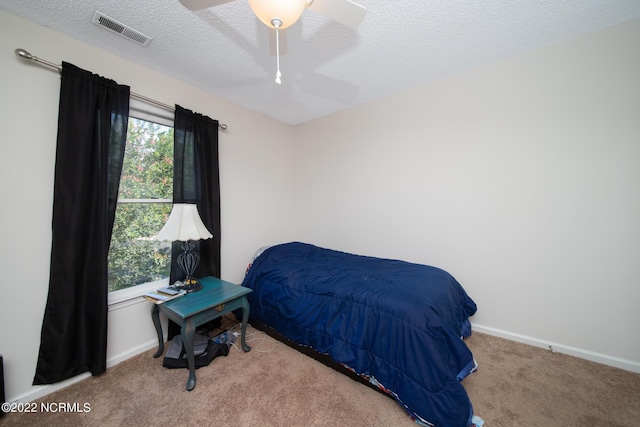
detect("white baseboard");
top-left (106, 339), bottom-right (160, 368)
top-left (8, 373), bottom-right (92, 405)
top-left (7, 339), bottom-right (160, 404)
top-left (472, 323), bottom-right (640, 374)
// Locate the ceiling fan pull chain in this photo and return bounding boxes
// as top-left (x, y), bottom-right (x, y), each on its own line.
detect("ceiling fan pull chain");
top-left (275, 24), bottom-right (282, 84)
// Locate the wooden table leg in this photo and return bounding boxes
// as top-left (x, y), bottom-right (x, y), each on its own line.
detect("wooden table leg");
top-left (151, 304), bottom-right (164, 358)
top-left (183, 318), bottom-right (197, 391)
top-left (240, 296), bottom-right (251, 353)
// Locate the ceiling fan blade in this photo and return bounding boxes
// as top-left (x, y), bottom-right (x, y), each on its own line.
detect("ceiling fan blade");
top-left (306, 0), bottom-right (366, 28)
top-left (178, 0), bottom-right (236, 11)
top-left (269, 28), bottom-right (288, 56)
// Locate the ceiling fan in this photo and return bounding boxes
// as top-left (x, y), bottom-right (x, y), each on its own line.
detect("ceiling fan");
top-left (178, 0), bottom-right (367, 84)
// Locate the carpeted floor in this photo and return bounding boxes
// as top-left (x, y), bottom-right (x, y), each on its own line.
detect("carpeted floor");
top-left (2, 317), bottom-right (639, 427)
top-left (463, 332), bottom-right (640, 426)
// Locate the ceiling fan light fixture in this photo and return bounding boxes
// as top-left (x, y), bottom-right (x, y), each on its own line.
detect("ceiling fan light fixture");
top-left (248, 0), bottom-right (306, 29)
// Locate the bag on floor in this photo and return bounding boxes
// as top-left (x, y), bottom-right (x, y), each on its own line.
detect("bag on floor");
top-left (162, 333), bottom-right (229, 369)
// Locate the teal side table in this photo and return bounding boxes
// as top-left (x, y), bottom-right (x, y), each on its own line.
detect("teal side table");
top-left (150, 276), bottom-right (252, 391)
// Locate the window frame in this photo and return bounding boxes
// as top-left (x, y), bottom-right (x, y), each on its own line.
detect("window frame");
top-left (108, 101), bottom-right (174, 306)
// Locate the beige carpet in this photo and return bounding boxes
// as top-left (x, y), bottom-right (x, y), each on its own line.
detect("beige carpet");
top-left (2, 317), bottom-right (639, 427)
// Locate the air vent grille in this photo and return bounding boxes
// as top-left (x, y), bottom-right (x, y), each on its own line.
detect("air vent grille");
top-left (92, 11), bottom-right (152, 47)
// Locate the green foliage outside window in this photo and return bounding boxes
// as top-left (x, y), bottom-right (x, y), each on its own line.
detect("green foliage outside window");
top-left (108, 118), bottom-right (174, 292)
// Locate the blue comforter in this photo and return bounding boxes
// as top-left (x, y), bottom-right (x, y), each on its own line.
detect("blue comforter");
top-left (242, 242), bottom-right (478, 427)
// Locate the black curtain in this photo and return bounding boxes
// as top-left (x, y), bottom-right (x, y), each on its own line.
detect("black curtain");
top-left (33, 63), bottom-right (130, 385)
top-left (167, 105), bottom-right (221, 339)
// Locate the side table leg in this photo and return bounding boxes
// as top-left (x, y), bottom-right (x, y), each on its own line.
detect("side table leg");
top-left (183, 319), bottom-right (197, 391)
top-left (151, 304), bottom-right (164, 358)
top-left (240, 296), bottom-right (251, 353)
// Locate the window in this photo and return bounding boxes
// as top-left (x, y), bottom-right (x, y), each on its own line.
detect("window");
top-left (108, 115), bottom-right (174, 299)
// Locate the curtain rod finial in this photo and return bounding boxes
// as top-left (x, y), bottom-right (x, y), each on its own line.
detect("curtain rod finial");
top-left (15, 48), bottom-right (33, 60)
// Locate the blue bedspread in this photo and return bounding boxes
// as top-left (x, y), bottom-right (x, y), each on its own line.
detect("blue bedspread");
top-left (242, 242), bottom-right (478, 427)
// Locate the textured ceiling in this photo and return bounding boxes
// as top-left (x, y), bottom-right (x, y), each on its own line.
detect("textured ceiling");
top-left (2, 0), bottom-right (640, 125)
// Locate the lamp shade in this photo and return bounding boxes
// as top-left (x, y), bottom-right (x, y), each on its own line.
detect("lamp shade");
top-left (153, 203), bottom-right (213, 242)
top-left (248, 0), bottom-right (306, 29)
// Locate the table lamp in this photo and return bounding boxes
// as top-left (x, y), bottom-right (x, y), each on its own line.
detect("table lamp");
top-left (153, 203), bottom-right (213, 292)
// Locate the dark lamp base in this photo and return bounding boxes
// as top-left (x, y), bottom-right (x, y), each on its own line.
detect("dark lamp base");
top-left (182, 278), bottom-right (203, 293)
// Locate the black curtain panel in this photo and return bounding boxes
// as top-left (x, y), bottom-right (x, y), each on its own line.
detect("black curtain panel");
top-left (33, 62), bottom-right (130, 385)
top-left (168, 105), bottom-right (221, 338)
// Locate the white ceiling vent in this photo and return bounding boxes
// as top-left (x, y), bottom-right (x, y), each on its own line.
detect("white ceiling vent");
top-left (91, 11), bottom-right (152, 47)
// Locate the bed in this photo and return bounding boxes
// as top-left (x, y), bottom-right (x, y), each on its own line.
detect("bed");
top-left (240, 242), bottom-right (479, 427)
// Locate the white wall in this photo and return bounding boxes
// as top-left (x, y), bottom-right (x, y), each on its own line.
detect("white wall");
top-left (0, 10), bottom-right (297, 402)
top-left (295, 18), bottom-right (640, 370)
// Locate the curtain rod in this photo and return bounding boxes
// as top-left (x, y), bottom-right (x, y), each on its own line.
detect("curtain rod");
top-left (14, 48), bottom-right (228, 130)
